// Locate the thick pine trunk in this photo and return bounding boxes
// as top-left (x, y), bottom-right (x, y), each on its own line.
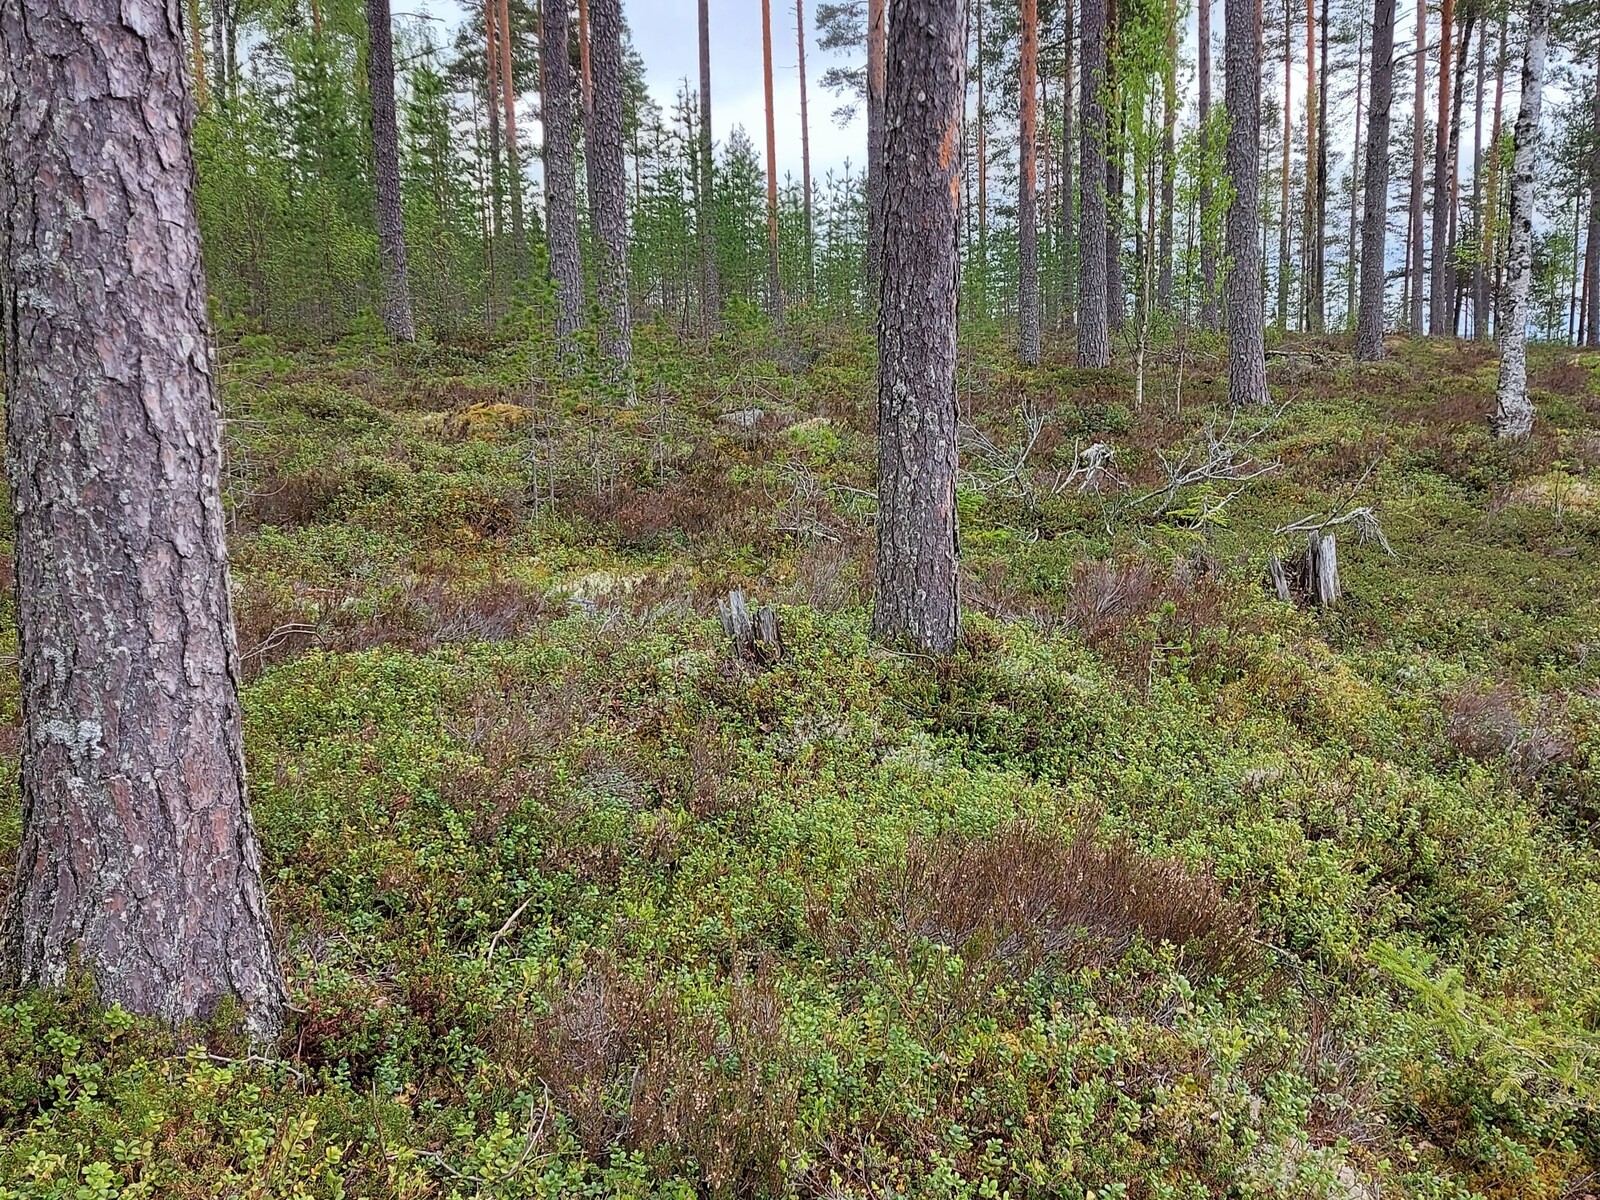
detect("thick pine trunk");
top-left (867, 0), bottom-right (887, 293)
top-left (1278, 0), bottom-right (1291, 330)
top-left (1407, 0), bottom-right (1425, 332)
top-left (1427, 0), bottom-right (1453, 334)
top-left (542, 0), bottom-right (585, 361)
top-left (1105, 0), bottom-right (1124, 334)
top-left (1198, 0), bottom-right (1217, 329)
top-left (1492, 0), bottom-right (1550, 439)
top-left (1077, 0), bottom-right (1110, 365)
top-left (761, 0), bottom-right (784, 323)
top-left (1355, 0), bottom-right (1396, 360)
top-left (1224, 0), bottom-right (1269, 405)
top-left (368, 0), bottom-right (416, 341)
top-left (875, 0), bottom-right (965, 655)
top-left (0, 0), bottom-right (283, 1038)
top-left (697, 0), bottom-right (721, 329)
top-left (1019, 0), bottom-right (1041, 364)
top-left (587, 0), bottom-right (633, 385)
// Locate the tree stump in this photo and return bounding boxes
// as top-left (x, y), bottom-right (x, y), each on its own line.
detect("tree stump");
top-left (719, 588), bottom-right (784, 665)
top-left (1303, 531), bottom-right (1341, 607)
top-left (1266, 554), bottom-right (1293, 603)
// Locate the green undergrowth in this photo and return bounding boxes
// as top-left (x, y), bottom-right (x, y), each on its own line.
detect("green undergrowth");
top-left (3, 321), bottom-right (1600, 1197)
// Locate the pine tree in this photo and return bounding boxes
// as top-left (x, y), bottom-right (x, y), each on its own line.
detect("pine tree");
top-left (1407, 0), bottom-right (1425, 331)
top-left (1, 0), bottom-right (283, 1037)
top-left (542, 0), bottom-right (585, 360)
top-left (587, 0), bottom-right (632, 383)
top-left (761, 0), bottom-right (784, 321)
top-left (368, 0), bottom-right (416, 340)
top-left (1078, 0), bottom-right (1111, 364)
top-left (1019, 0), bottom-right (1042, 364)
top-left (1198, 0), bottom-right (1217, 328)
top-left (1356, 0), bottom-right (1396, 359)
top-left (875, 0), bottom-right (965, 654)
top-left (698, 0), bottom-right (721, 329)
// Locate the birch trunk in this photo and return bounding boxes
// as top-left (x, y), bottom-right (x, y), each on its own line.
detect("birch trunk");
top-left (1492, 0), bottom-right (1550, 439)
top-left (0, 0), bottom-right (284, 1038)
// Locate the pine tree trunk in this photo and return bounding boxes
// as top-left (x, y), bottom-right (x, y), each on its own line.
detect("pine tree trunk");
top-left (697, 0), bottom-right (721, 330)
top-left (1105, 0), bottom-right (1124, 333)
top-left (368, 0), bottom-right (416, 340)
top-left (875, 0), bottom-right (965, 655)
top-left (797, 0), bottom-right (815, 294)
top-left (1346, 4), bottom-right (1365, 331)
top-left (1019, 0), bottom-right (1041, 364)
top-left (1469, 21), bottom-right (1485, 338)
top-left (1407, 0), bottom-right (1425, 332)
top-left (1077, 0), bottom-right (1110, 365)
top-left (486, 0), bottom-right (505, 274)
top-left (1312, 0), bottom-right (1328, 330)
top-left (1062, 0), bottom-right (1077, 330)
top-left (211, 0), bottom-right (228, 103)
top-left (496, 0), bottom-right (526, 280)
top-left (1355, 0), bottom-right (1395, 360)
top-left (1302, 0), bottom-right (1318, 331)
top-left (976, 0), bottom-right (989, 312)
top-left (1443, 12), bottom-right (1473, 336)
top-left (586, 0), bottom-right (632, 384)
top-left (577, 0), bottom-right (596, 218)
top-left (542, 0), bottom-right (585, 360)
top-left (1492, 0), bottom-right (1550, 439)
top-left (761, 0), bottom-right (784, 323)
top-left (1157, 0), bottom-right (1176, 312)
top-left (867, 0), bottom-right (887, 293)
top-left (186, 0), bottom-right (208, 108)
top-left (1585, 43), bottom-right (1600, 348)
top-left (1427, 0), bottom-right (1453, 334)
top-left (0, 0), bottom-right (283, 1038)
top-left (1481, 17), bottom-right (1505, 339)
top-left (1198, 0), bottom-right (1217, 329)
top-left (1225, 0), bottom-right (1269, 404)
top-left (1278, 0), bottom-right (1291, 329)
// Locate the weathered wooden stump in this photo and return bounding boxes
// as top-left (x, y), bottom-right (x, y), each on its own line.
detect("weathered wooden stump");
top-left (1304, 531), bottom-right (1341, 607)
top-left (718, 588), bottom-right (784, 665)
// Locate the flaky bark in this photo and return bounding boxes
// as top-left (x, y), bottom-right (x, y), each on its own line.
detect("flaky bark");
top-left (542, 0), bottom-right (584, 362)
top-left (0, 0), bottom-right (283, 1038)
top-left (1077, 0), bottom-right (1110, 365)
top-left (368, 0), bottom-right (415, 341)
top-left (1492, 0), bottom-right (1550, 439)
top-left (586, 0), bottom-right (632, 385)
top-left (1355, 0), bottom-right (1395, 360)
top-left (875, 0), bottom-right (964, 655)
top-left (1224, 0), bottom-right (1269, 405)
top-left (1019, 0), bottom-right (1041, 364)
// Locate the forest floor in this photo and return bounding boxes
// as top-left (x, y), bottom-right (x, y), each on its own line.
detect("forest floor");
top-left (3, 316), bottom-right (1600, 1198)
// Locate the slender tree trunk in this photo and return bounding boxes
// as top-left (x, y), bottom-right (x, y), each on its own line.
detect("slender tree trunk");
top-left (577, 0), bottom-right (596, 213)
top-left (1492, 0), bottom-right (1550, 439)
top-left (1585, 42), bottom-right (1600, 348)
top-left (1427, 0), bottom-right (1452, 333)
top-left (868, 0), bottom-right (887, 294)
top-left (368, 0), bottom-right (415, 340)
top-left (542, 0), bottom-right (584, 360)
top-left (760, 0), bottom-right (783, 323)
top-left (0, 0), bottom-right (283, 1037)
top-left (697, 0), bottom-right (721, 330)
top-left (875, 0), bottom-right (965, 655)
top-left (211, 0), bottom-right (228, 104)
top-left (186, 0), bottom-right (208, 108)
top-left (1078, 0), bottom-right (1110, 364)
top-left (1407, 0), bottom-right (1425, 332)
top-left (797, 0), bottom-right (815, 294)
top-left (1470, 20), bottom-right (1485, 338)
top-left (1302, 0), bottom-right (1318, 330)
top-left (1225, 0), bottom-right (1269, 403)
top-left (1346, 5), bottom-right (1365, 331)
top-left (1063, 0), bottom-right (1077, 330)
top-left (1198, 0), bottom-right (1217, 329)
top-left (1105, 0), bottom-right (1124, 332)
top-left (1157, 0), bottom-right (1176, 312)
top-left (1443, 12), bottom-right (1472, 336)
top-left (976, 0), bottom-right (989, 313)
top-left (496, 0), bottom-right (525, 280)
top-left (1313, 0), bottom-right (1328, 330)
top-left (1355, 0), bottom-right (1394, 359)
top-left (1278, 0), bottom-right (1292, 329)
top-left (1482, 16), bottom-right (1505, 338)
top-left (1019, 0), bottom-right (1041, 363)
top-left (587, 0), bottom-right (632, 384)
top-left (486, 0), bottom-right (505, 279)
